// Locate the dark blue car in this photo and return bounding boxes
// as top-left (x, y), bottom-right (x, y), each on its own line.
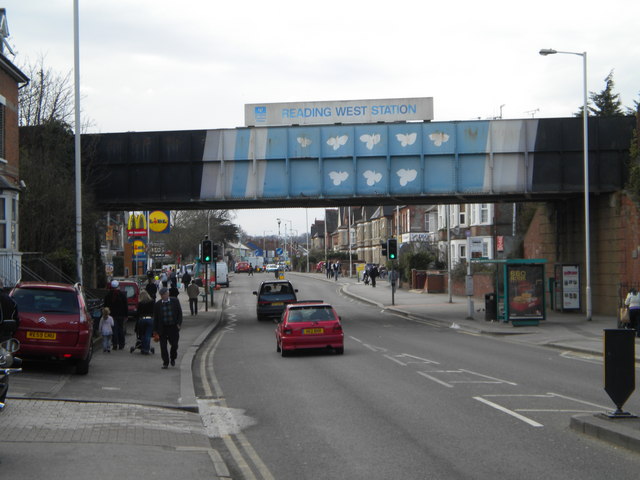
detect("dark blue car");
top-left (253, 281), bottom-right (298, 321)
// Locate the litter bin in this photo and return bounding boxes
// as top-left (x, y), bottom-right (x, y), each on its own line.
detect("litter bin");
top-left (485, 293), bottom-right (497, 321)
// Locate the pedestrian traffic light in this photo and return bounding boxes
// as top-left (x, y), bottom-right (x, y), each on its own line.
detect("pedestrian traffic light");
top-left (202, 239), bottom-right (212, 264)
top-left (381, 241), bottom-right (387, 257)
top-left (387, 238), bottom-right (397, 260)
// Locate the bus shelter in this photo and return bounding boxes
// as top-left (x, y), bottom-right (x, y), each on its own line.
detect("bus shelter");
top-left (472, 259), bottom-right (547, 326)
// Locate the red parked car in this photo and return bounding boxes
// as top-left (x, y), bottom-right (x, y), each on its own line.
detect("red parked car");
top-left (10, 282), bottom-right (94, 374)
top-left (275, 301), bottom-right (344, 356)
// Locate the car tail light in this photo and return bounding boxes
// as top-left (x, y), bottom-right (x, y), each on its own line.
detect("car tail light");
top-left (79, 308), bottom-right (87, 324)
top-left (283, 328), bottom-right (292, 335)
top-left (258, 301), bottom-right (269, 305)
top-left (333, 324), bottom-right (343, 333)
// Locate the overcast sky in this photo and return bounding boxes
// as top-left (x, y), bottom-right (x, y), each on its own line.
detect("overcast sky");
top-left (4, 0), bottom-right (639, 236)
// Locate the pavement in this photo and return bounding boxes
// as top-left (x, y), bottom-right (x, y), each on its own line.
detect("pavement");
top-left (5, 272), bottom-right (640, 475)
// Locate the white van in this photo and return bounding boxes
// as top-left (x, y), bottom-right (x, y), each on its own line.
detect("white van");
top-left (213, 261), bottom-right (229, 287)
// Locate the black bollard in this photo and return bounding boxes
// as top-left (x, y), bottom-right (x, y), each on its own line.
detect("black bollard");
top-left (603, 329), bottom-right (637, 418)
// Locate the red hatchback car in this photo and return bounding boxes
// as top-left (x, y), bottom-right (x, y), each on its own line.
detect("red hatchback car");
top-left (10, 282), bottom-right (94, 374)
top-left (275, 301), bottom-right (344, 356)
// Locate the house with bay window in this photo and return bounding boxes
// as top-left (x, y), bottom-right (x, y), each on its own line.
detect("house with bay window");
top-left (0, 10), bottom-right (29, 285)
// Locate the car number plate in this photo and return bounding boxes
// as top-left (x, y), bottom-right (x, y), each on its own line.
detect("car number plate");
top-left (26, 331), bottom-right (57, 340)
top-left (272, 302), bottom-right (283, 306)
top-left (303, 328), bottom-right (324, 334)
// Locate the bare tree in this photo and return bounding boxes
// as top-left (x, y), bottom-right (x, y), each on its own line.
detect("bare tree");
top-left (18, 55), bottom-right (74, 127)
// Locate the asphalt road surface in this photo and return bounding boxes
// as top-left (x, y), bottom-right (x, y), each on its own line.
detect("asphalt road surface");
top-left (199, 272), bottom-right (640, 480)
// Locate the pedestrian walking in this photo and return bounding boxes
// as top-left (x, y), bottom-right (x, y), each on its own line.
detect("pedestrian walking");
top-left (153, 287), bottom-right (183, 369)
top-left (170, 270), bottom-right (178, 289)
top-left (181, 270), bottom-right (192, 292)
top-left (370, 264), bottom-right (379, 287)
top-left (98, 307), bottom-right (114, 353)
top-left (625, 287), bottom-right (640, 336)
top-left (136, 290), bottom-right (155, 354)
top-left (325, 261), bottom-right (331, 279)
top-left (145, 278), bottom-right (158, 301)
top-left (169, 284), bottom-right (180, 298)
top-left (333, 262), bottom-right (340, 281)
top-left (248, 264), bottom-right (254, 276)
top-left (104, 280), bottom-right (128, 350)
top-left (187, 279), bottom-right (200, 315)
top-left (160, 270), bottom-right (168, 288)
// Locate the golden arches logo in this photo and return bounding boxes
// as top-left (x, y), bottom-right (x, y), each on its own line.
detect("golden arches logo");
top-left (127, 213), bottom-right (147, 230)
top-left (149, 210), bottom-right (170, 233)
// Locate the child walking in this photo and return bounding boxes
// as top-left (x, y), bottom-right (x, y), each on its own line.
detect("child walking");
top-left (99, 307), bottom-right (115, 353)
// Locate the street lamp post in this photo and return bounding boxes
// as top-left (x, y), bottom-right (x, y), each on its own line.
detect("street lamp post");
top-left (539, 48), bottom-right (591, 321)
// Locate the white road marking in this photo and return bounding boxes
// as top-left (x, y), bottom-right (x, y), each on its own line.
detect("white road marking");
top-left (416, 371), bottom-right (454, 388)
top-left (457, 369), bottom-right (517, 385)
top-left (473, 396), bottom-right (544, 427)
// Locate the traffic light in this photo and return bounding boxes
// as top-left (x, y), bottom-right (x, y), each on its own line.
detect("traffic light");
top-left (381, 241), bottom-right (387, 257)
top-left (202, 239), bottom-right (212, 264)
top-left (211, 243), bottom-right (219, 262)
top-left (387, 238), bottom-right (397, 260)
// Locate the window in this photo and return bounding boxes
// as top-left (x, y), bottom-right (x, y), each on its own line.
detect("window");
top-left (424, 212), bottom-right (438, 233)
top-left (480, 204), bottom-right (490, 224)
top-left (459, 205), bottom-right (466, 226)
top-left (0, 192), bottom-right (19, 250)
top-left (0, 95), bottom-right (5, 160)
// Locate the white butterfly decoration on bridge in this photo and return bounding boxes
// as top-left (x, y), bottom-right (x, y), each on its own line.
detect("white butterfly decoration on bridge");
top-left (428, 131), bottom-right (450, 147)
top-left (329, 171), bottom-right (349, 186)
top-left (395, 132), bottom-right (417, 147)
top-left (359, 133), bottom-right (381, 150)
top-left (396, 168), bottom-right (418, 187)
top-left (327, 135), bottom-right (349, 151)
top-left (363, 170), bottom-right (383, 186)
top-left (297, 136), bottom-right (312, 148)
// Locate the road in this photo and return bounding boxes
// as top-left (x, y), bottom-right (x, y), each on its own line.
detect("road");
top-left (199, 273), bottom-right (640, 480)
top-left (4, 271), bottom-right (640, 479)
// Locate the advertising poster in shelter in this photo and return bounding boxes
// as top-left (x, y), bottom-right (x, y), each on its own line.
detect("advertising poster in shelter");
top-left (507, 264), bottom-right (544, 320)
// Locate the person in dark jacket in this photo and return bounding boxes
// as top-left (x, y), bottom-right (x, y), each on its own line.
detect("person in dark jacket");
top-left (153, 287), bottom-right (183, 369)
top-left (136, 290), bottom-right (155, 354)
top-left (181, 271), bottom-right (192, 292)
top-left (145, 279), bottom-right (158, 301)
top-left (0, 279), bottom-right (18, 342)
top-left (104, 280), bottom-right (128, 350)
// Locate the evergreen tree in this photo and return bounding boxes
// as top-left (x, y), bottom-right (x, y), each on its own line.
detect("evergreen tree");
top-left (575, 70), bottom-right (625, 117)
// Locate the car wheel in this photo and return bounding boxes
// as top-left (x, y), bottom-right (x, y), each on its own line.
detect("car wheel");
top-left (281, 348), bottom-right (289, 357)
top-left (75, 342), bottom-right (93, 375)
top-left (335, 347), bottom-right (344, 355)
top-left (276, 341), bottom-right (281, 353)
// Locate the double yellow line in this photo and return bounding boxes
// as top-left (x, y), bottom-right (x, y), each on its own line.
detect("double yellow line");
top-left (199, 323), bottom-right (275, 480)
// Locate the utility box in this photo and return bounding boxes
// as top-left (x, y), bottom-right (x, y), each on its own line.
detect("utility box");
top-left (485, 293), bottom-right (497, 321)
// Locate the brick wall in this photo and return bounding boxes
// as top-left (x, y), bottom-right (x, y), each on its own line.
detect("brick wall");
top-left (523, 193), bottom-right (639, 315)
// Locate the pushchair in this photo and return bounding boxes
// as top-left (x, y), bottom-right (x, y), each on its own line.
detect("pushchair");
top-left (362, 271), bottom-right (370, 285)
top-left (130, 316), bottom-right (155, 354)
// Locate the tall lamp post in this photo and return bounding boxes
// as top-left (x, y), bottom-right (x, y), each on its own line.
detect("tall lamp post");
top-left (539, 48), bottom-right (591, 321)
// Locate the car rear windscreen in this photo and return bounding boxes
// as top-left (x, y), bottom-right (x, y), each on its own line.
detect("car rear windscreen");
top-left (12, 288), bottom-right (80, 314)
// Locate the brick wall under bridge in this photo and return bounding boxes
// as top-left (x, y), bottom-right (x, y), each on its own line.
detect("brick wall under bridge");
top-left (524, 191), bottom-right (640, 316)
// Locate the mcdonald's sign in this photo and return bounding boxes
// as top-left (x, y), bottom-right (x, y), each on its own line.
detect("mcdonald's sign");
top-left (127, 212), bottom-right (148, 237)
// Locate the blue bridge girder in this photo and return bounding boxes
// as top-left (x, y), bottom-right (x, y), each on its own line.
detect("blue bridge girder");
top-left (85, 116), bottom-right (635, 211)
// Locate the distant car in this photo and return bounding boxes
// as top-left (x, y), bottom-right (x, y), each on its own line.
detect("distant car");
top-left (10, 281), bottom-right (94, 374)
top-left (253, 280), bottom-right (298, 321)
top-left (265, 264), bottom-right (278, 272)
top-left (235, 261), bottom-right (251, 273)
top-left (275, 301), bottom-right (344, 356)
